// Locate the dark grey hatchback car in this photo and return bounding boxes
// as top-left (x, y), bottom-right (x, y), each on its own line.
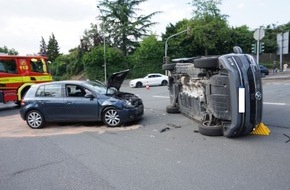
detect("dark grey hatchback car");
top-left (20, 70), bottom-right (144, 129)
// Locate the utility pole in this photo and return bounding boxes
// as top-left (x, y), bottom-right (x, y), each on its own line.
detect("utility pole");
top-left (164, 26), bottom-right (191, 63)
top-left (277, 32), bottom-right (289, 72)
top-left (97, 6), bottom-right (107, 84)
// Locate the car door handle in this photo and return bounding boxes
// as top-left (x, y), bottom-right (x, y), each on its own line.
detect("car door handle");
top-left (66, 101), bottom-right (73, 104)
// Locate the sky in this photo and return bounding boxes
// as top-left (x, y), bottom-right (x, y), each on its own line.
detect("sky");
top-left (0, 0), bottom-right (289, 55)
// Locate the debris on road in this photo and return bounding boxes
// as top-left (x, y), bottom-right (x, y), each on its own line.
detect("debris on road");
top-left (160, 127), bottom-right (170, 133)
top-left (167, 123), bottom-right (181, 128)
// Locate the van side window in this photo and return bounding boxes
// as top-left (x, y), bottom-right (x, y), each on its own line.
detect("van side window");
top-left (0, 59), bottom-right (17, 74)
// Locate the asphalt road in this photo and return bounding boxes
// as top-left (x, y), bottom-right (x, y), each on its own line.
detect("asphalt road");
top-left (0, 79), bottom-right (290, 190)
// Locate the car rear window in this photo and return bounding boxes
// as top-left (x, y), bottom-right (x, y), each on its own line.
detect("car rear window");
top-left (35, 84), bottom-right (62, 97)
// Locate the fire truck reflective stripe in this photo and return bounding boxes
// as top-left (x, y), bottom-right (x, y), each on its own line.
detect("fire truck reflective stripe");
top-left (0, 76), bottom-right (52, 84)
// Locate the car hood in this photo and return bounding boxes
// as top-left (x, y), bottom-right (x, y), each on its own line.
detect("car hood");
top-left (130, 77), bottom-right (143, 82)
top-left (107, 69), bottom-right (129, 90)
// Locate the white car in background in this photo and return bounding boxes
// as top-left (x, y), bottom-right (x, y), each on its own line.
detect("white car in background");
top-left (129, 73), bottom-right (168, 88)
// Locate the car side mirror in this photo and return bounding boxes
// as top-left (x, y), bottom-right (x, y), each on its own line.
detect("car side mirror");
top-left (85, 93), bottom-right (95, 100)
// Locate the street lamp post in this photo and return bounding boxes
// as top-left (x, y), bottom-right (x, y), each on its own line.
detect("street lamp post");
top-left (163, 27), bottom-right (190, 75)
top-left (103, 29), bottom-right (107, 84)
top-left (164, 26), bottom-right (190, 58)
top-left (97, 6), bottom-right (107, 84)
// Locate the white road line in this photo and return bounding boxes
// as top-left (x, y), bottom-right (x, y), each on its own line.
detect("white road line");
top-left (263, 102), bottom-right (286, 106)
top-left (152, 96), bottom-right (287, 106)
top-left (152, 95), bottom-right (169, 99)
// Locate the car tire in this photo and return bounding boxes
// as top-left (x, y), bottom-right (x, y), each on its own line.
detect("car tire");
top-left (198, 121), bottom-right (223, 136)
top-left (136, 82), bottom-right (143, 88)
top-left (162, 63), bottom-right (176, 71)
top-left (161, 80), bottom-right (168, 86)
top-left (102, 107), bottom-right (121, 127)
top-left (166, 105), bottom-right (180, 114)
top-left (26, 110), bottom-right (45, 129)
top-left (194, 57), bottom-right (218, 69)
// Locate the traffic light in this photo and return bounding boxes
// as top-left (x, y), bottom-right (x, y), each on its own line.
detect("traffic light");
top-left (251, 43), bottom-right (256, 53)
top-left (260, 42), bottom-right (265, 53)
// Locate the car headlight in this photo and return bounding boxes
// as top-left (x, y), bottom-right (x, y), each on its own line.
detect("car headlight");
top-left (124, 100), bottom-right (134, 108)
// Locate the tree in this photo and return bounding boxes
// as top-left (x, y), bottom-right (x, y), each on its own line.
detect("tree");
top-left (129, 35), bottom-right (164, 78)
top-left (225, 25), bottom-right (252, 54)
top-left (47, 33), bottom-right (60, 61)
top-left (50, 54), bottom-right (70, 80)
top-left (39, 36), bottom-right (47, 55)
top-left (190, 0), bottom-right (230, 55)
top-left (192, 0), bottom-right (224, 18)
top-left (0, 46), bottom-right (18, 55)
top-left (81, 23), bottom-right (102, 52)
top-left (83, 45), bottom-right (126, 81)
top-left (262, 25), bottom-right (278, 53)
top-left (97, 0), bottom-right (160, 55)
top-left (162, 19), bottom-right (197, 59)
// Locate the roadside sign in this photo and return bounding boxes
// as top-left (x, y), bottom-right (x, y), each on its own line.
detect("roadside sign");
top-left (277, 32), bottom-right (289, 55)
top-left (254, 28), bottom-right (265, 40)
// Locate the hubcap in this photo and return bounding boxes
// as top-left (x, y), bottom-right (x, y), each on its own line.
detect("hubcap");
top-left (105, 109), bottom-right (120, 126)
top-left (27, 112), bottom-right (42, 128)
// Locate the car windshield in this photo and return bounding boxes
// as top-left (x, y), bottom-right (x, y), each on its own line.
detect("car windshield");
top-left (84, 80), bottom-right (115, 95)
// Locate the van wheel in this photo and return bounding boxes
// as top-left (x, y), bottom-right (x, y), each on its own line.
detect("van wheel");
top-left (194, 57), bottom-right (218, 69)
top-left (166, 105), bottom-right (180, 114)
top-left (198, 121), bottom-right (223, 136)
top-left (162, 63), bottom-right (176, 71)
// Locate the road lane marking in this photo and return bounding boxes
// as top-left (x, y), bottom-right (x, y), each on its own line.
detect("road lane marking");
top-left (263, 102), bottom-right (286, 106)
top-left (152, 96), bottom-right (287, 105)
top-left (152, 96), bottom-right (287, 106)
top-left (153, 95), bottom-right (169, 99)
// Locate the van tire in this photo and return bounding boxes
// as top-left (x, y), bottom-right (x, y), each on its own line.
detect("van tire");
top-left (194, 57), bottom-right (218, 69)
top-left (198, 121), bottom-right (223, 136)
top-left (166, 105), bottom-right (180, 114)
top-left (162, 63), bottom-right (176, 71)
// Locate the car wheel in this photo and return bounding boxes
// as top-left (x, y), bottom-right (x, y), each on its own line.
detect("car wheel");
top-left (194, 57), bottom-right (218, 69)
top-left (162, 63), bottom-right (176, 71)
top-left (26, 110), bottom-right (45, 129)
top-left (161, 80), bottom-right (168, 86)
top-left (198, 121), bottom-right (223, 136)
top-left (166, 105), bottom-right (180, 114)
top-left (136, 82), bottom-right (143, 88)
top-left (102, 107), bottom-right (121, 127)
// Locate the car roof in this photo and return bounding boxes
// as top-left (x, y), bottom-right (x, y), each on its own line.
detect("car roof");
top-left (31, 80), bottom-right (89, 87)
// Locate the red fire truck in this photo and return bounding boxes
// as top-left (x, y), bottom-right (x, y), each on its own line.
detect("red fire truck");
top-left (0, 54), bottom-right (52, 105)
